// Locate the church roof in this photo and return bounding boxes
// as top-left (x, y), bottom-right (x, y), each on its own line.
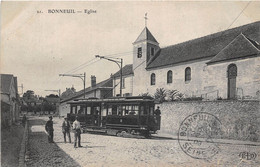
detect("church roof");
top-left (112, 64), bottom-right (133, 78)
top-left (207, 33), bottom-right (260, 64)
top-left (146, 21), bottom-right (260, 69)
top-left (134, 27), bottom-right (158, 44)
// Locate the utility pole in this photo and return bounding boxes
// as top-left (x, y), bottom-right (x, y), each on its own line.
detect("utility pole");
top-left (95, 55), bottom-right (123, 97)
top-left (18, 84), bottom-right (24, 95)
top-left (59, 73), bottom-right (86, 98)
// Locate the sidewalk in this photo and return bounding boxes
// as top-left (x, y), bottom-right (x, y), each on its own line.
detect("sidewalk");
top-left (153, 131), bottom-right (260, 146)
top-left (1, 121), bottom-right (24, 167)
top-left (26, 117), bottom-right (80, 167)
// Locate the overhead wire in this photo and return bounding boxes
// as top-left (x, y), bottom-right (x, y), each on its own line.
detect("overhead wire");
top-left (226, 1), bottom-right (251, 30)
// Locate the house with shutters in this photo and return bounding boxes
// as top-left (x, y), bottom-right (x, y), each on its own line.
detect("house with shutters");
top-left (126, 21), bottom-right (260, 100)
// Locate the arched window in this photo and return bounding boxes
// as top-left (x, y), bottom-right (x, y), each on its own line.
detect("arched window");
top-left (151, 73), bottom-right (156, 85)
top-left (185, 67), bottom-right (191, 82)
top-left (167, 70), bottom-right (172, 83)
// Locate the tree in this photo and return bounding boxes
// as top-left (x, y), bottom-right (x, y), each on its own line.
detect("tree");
top-left (23, 90), bottom-right (36, 102)
top-left (176, 93), bottom-right (184, 101)
top-left (154, 88), bottom-right (167, 103)
top-left (46, 94), bottom-right (59, 98)
top-left (139, 92), bottom-right (153, 97)
top-left (167, 90), bottom-right (179, 101)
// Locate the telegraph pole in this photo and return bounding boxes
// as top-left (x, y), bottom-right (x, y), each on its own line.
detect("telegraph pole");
top-left (18, 84), bottom-right (24, 95)
top-left (59, 73), bottom-right (86, 98)
top-left (95, 55), bottom-right (123, 97)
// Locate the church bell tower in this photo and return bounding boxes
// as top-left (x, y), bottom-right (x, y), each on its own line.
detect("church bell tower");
top-left (132, 14), bottom-right (160, 95)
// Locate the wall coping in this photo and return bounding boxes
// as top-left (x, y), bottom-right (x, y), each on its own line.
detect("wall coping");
top-left (159, 100), bottom-right (260, 104)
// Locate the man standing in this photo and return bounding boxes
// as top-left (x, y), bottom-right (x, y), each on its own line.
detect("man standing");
top-left (62, 117), bottom-right (71, 143)
top-left (154, 106), bottom-right (161, 116)
top-left (45, 116), bottom-right (54, 143)
top-left (72, 116), bottom-right (82, 148)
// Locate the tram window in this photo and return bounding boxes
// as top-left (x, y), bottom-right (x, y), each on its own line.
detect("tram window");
top-left (72, 106), bottom-right (77, 114)
top-left (81, 106), bottom-right (86, 114)
top-left (112, 105), bottom-right (117, 115)
top-left (125, 106), bottom-right (129, 115)
top-left (122, 106), bottom-right (126, 116)
top-left (140, 106), bottom-right (144, 115)
top-left (130, 105), bottom-right (139, 115)
top-left (150, 106), bottom-right (154, 115)
top-left (76, 106), bottom-right (81, 114)
top-left (86, 107), bottom-right (91, 115)
top-left (94, 107), bottom-right (100, 115)
top-left (102, 108), bottom-right (107, 116)
top-left (117, 106), bottom-right (122, 116)
top-left (146, 106), bottom-right (149, 115)
top-left (108, 107), bottom-right (112, 115)
top-left (129, 105), bottom-right (132, 111)
top-left (78, 106), bottom-right (85, 114)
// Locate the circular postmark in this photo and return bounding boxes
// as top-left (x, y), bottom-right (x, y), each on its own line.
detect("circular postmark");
top-left (178, 112), bottom-right (222, 159)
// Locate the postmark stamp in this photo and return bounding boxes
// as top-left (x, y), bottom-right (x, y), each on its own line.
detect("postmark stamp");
top-left (178, 112), bottom-right (222, 159)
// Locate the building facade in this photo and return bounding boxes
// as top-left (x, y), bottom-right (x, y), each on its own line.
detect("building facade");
top-left (59, 77), bottom-right (113, 117)
top-left (132, 21), bottom-right (260, 100)
top-left (1, 74), bottom-right (20, 127)
top-left (112, 64), bottom-right (134, 97)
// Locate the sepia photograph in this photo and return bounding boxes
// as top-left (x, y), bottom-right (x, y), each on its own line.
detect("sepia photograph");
top-left (1, 1), bottom-right (260, 166)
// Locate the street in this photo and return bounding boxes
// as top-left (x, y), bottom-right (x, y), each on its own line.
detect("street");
top-left (26, 116), bottom-right (260, 167)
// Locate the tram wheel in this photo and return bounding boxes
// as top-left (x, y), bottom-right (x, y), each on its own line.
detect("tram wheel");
top-left (121, 131), bottom-right (127, 137)
top-left (116, 131), bottom-right (121, 137)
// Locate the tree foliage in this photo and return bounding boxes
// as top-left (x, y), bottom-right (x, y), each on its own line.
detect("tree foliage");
top-left (154, 88), bottom-right (167, 103)
top-left (167, 89), bottom-right (179, 101)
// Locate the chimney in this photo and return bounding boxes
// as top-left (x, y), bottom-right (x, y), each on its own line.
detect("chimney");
top-left (91, 75), bottom-right (96, 87)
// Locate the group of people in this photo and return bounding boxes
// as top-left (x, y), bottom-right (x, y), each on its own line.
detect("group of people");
top-left (45, 116), bottom-right (82, 148)
top-left (45, 106), bottom-right (161, 146)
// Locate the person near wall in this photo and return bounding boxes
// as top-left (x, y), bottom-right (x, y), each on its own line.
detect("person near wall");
top-left (45, 116), bottom-right (54, 143)
top-left (154, 106), bottom-right (161, 116)
top-left (62, 117), bottom-right (71, 143)
top-left (72, 116), bottom-right (82, 148)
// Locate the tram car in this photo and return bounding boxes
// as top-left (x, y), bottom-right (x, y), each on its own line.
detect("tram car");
top-left (67, 96), bottom-right (161, 137)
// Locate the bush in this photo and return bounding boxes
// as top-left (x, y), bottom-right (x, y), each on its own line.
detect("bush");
top-left (154, 88), bottom-right (167, 103)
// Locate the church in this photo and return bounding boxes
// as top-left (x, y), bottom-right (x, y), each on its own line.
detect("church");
top-left (113, 21), bottom-right (260, 100)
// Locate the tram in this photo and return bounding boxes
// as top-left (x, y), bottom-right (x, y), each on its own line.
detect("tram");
top-left (67, 96), bottom-right (161, 137)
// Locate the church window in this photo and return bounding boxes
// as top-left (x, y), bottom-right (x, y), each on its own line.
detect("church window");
top-left (167, 70), bottom-right (172, 83)
top-left (137, 47), bottom-right (142, 58)
top-left (151, 48), bottom-right (155, 56)
top-left (151, 73), bottom-right (156, 85)
top-left (185, 67), bottom-right (191, 82)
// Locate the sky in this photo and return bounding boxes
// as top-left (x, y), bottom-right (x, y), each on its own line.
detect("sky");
top-left (1, 1), bottom-right (260, 97)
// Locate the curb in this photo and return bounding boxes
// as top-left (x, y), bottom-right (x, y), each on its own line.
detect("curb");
top-left (18, 120), bottom-right (29, 167)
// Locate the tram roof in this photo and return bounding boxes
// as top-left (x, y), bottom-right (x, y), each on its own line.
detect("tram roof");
top-left (68, 96), bottom-right (154, 104)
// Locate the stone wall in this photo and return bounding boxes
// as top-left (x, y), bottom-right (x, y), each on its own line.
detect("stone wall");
top-left (157, 100), bottom-right (260, 142)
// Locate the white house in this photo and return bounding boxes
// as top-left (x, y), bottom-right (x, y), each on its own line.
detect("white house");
top-left (120, 21), bottom-right (260, 100)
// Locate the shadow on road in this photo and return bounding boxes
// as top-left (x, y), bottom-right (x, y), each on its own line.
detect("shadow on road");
top-left (27, 120), bottom-right (81, 167)
top-left (28, 119), bottom-right (46, 126)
